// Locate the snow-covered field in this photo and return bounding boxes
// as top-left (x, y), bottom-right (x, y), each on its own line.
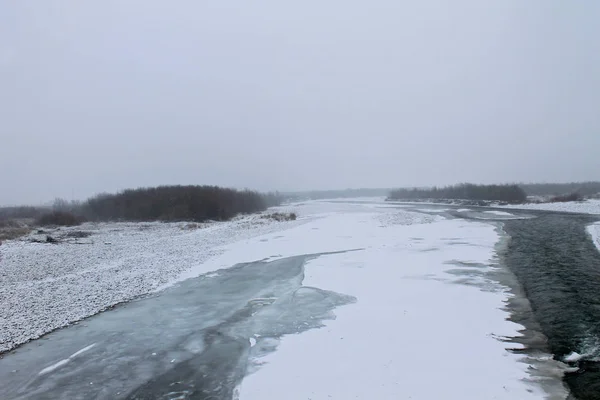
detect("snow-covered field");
top-left (0, 215), bottom-right (306, 352)
top-left (0, 199), bottom-right (569, 398)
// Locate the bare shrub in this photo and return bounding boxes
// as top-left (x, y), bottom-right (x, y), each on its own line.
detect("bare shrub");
top-left (548, 192), bottom-right (583, 203)
top-left (82, 185), bottom-right (268, 222)
top-left (0, 219), bottom-right (31, 242)
top-left (262, 212), bottom-right (297, 222)
top-left (0, 227), bottom-right (31, 242)
top-left (0, 219), bottom-right (21, 229)
top-left (36, 211), bottom-right (83, 227)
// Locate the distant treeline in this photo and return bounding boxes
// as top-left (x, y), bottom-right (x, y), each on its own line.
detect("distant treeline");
top-left (0, 206), bottom-right (46, 221)
top-left (1, 186), bottom-right (284, 225)
top-left (520, 182), bottom-right (600, 197)
top-left (286, 188), bottom-right (390, 201)
top-left (388, 184), bottom-right (527, 203)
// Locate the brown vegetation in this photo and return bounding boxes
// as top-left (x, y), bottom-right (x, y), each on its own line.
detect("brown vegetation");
top-left (36, 211), bottom-right (83, 227)
top-left (548, 192), bottom-right (584, 203)
top-left (261, 212), bottom-right (297, 221)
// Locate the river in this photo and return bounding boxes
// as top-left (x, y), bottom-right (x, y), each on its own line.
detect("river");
top-left (1, 203), bottom-right (599, 399)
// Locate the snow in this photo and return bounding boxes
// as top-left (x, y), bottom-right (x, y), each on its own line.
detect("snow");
top-left (38, 359), bottom-right (70, 376)
top-left (171, 202), bottom-right (559, 399)
top-left (588, 223), bottom-right (600, 252)
top-left (0, 215), bottom-right (307, 353)
top-left (485, 210), bottom-right (515, 216)
top-left (69, 343), bottom-right (96, 359)
top-left (0, 199), bottom-right (568, 398)
top-left (501, 199), bottom-right (600, 215)
top-left (564, 352), bottom-right (583, 363)
top-left (38, 343), bottom-right (97, 376)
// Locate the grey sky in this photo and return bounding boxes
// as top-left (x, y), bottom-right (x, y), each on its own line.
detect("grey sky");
top-left (2, 1), bottom-right (599, 205)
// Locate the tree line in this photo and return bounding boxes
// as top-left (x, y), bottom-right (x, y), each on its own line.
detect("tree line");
top-left (1, 186), bottom-right (285, 226)
top-left (388, 183), bottom-right (527, 203)
top-left (79, 186), bottom-right (279, 222)
top-left (519, 182), bottom-right (600, 197)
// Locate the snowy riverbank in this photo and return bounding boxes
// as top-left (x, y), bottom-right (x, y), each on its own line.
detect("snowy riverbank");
top-left (0, 214), bottom-right (305, 353)
top-left (501, 199), bottom-right (600, 215)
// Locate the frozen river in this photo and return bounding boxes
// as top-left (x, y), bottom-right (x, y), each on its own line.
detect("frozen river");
top-left (2, 199), bottom-right (597, 399)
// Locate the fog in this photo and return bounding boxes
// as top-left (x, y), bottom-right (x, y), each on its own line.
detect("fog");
top-left (2, 1), bottom-right (599, 205)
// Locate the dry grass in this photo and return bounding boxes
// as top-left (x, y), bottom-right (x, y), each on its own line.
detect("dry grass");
top-left (36, 211), bottom-right (83, 227)
top-left (0, 222), bottom-right (31, 242)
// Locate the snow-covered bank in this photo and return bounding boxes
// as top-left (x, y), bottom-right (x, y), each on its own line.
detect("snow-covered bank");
top-left (174, 202), bottom-right (560, 399)
top-left (0, 214), bottom-right (306, 353)
top-left (387, 198), bottom-right (600, 215)
top-left (501, 199), bottom-right (600, 215)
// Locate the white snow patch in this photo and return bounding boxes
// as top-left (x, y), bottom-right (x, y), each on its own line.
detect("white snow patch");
top-left (249, 338), bottom-right (257, 347)
top-left (69, 343), bottom-right (96, 359)
top-left (38, 359), bottom-right (70, 376)
top-left (38, 343), bottom-right (97, 376)
top-left (587, 223), bottom-right (600, 252)
top-left (485, 210), bottom-right (515, 216)
top-left (564, 352), bottom-right (583, 363)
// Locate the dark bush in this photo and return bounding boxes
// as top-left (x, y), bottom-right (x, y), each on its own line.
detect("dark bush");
top-left (80, 185), bottom-right (269, 222)
top-left (549, 192), bottom-right (583, 203)
top-left (36, 211), bottom-right (83, 227)
top-left (388, 183), bottom-right (527, 203)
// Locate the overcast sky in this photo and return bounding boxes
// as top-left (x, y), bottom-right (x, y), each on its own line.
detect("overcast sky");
top-left (2, 1), bottom-right (599, 205)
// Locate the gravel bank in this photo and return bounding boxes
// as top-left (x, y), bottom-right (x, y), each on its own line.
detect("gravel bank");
top-left (0, 214), bottom-right (304, 353)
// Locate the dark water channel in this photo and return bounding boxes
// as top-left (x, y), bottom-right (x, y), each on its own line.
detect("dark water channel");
top-left (397, 202), bottom-right (600, 399)
top-left (501, 212), bottom-right (600, 400)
